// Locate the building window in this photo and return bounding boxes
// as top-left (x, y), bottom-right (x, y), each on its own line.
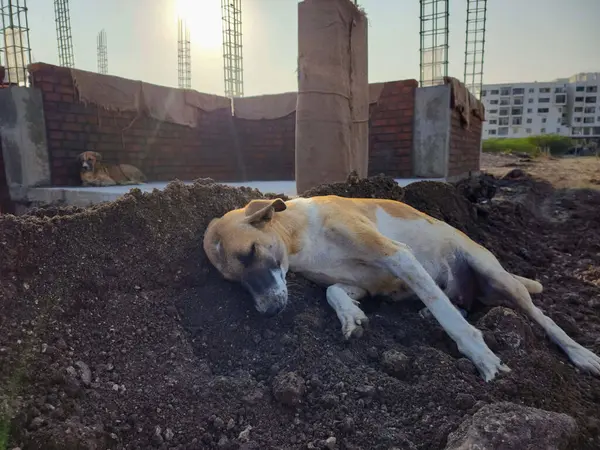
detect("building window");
top-left (586, 86), bottom-right (598, 93)
top-left (541, 128), bottom-right (546, 133)
top-left (538, 97), bottom-right (550, 103)
top-left (488, 129), bottom-right (497, 135)
top-left (537, 108), bottom-right (549, 113)
top-left (512, 88), bottom-right (524, 95)
top-left (575, 96), bottom-right (584, 102)
top-left (490, 99), bottom-right (499, 105)
top-left (554, 87), bottom-right (566, 93)
top-left (490, 89), bottom-right (499, 95)
top-left (556, 128), bottom-right (560, 133)
top-left (526, 128), bottom-right (532, 133)
top-left (574, 107), bottom-right (583, 112)
top-left (513, 97), bottom-right (524, 105)
top-left (539, 87), bottom-right (551, 93)
top-left (576, 86), bottom-right (585, 92)
top-left (583, 117), bottom-right (595, 124)
top-left (557, 118), bottom-right (561, 123)
top-left (528, 88), bottom-right (534, 93)
top-left (585, 96), bottom-right (597, 103)
top-left (512, 128), bottom-right (519, 134)
top-left (500, 98), bottom-right (511, 105)
top-left (541, 118), bottom-right (547, 123)
top-left (512, 117), bottom-right (522, 125)
top-left (574, 117), bottom-right (582, 123)
top-left (500, 88), bottom-right (511, 96)
top-left (499, 117), bottom-right (509, 125)
top-left (528, 98), bottom-right (534, 103)
top-left (488, 119), bottom-right (498, 124)
top-left (527, 118), bottom-right (532, 124)
top-left (481, 90), bottom-right (487, 96)
top-left (555, 94), bottom-right (566, 103)
top-left (584, 107), bottom-right (596, 114)
top-left (572, 127), bottom-right (581, 134)
top-left (499, 108), bottom-right (509, 116)
top-left (498, 127), bottom-right (509, 136)
top-left (527, 108), bottom-right (533, 113)
top-left (511, 107), bottom-right (523, 115)
top-left (489, 109), bottom-right (498, 114)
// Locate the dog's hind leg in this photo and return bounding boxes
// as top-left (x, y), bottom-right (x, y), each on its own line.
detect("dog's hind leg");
top-left (465, 246), bottom-right (600, 376)
top-left (326, 284), bottom-right (369, 340)
top-left (379, 246), bottom-right (510, 381)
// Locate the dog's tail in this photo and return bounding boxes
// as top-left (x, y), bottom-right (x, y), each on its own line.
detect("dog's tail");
top-left (511, 274), bottom-right (543, 294)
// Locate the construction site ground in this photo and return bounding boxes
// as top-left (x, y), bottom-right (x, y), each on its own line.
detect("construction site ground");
top-left (1, 154), bottom-right (600, 450)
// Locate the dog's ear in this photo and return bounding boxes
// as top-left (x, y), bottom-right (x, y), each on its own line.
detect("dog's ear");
top-left (244, 198), bottom-right (286, 225)
top-left (92, 152), bottom-right (102, 161)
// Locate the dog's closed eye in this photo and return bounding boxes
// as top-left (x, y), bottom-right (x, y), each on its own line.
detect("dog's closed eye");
top-left (237, 242), bottom-right (257, 268)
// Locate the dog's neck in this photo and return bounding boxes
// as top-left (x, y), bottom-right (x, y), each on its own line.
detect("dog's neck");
top-left (266, 202), bottom-right (307, 256)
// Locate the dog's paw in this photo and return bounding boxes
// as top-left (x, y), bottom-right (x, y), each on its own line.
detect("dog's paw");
top-left (340, 308), bottom-right (369, 340)
top-left (457, 329), bottom-right (510, 382)
top-left (568, 346), bottom-right (600, 376)
top-left (475, 353), bottom-right (511, 382)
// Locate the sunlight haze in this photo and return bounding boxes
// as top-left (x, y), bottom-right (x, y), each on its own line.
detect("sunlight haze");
top-left (25, 0), bottom-right (600, 96)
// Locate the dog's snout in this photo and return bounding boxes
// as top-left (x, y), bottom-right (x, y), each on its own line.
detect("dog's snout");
top-left (263, 304), bottom-right (284, 318)
top-left (242, 267), bottom-right (288, 317)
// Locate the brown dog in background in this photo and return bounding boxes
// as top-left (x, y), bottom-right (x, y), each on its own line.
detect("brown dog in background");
top-left (78, 151), bottom-right (147, 187)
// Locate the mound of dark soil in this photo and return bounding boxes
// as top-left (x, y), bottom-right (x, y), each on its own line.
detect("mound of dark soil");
top-left (301, 171), bottom-right (405, 201)
top-left (1, 174), bottom-right (600, 450)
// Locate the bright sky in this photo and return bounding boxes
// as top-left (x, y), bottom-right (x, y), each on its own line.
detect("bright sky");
top-left (26, 0), bottom-right (600, 97)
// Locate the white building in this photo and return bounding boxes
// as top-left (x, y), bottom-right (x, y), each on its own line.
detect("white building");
top-left (481, 72), bottom-right (600, 140)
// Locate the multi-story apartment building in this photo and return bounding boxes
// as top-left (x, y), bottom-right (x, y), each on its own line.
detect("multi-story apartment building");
top-left (564, 73), bottom-right (600, 139)
top-left (481, 72), bottom-right (600, 140)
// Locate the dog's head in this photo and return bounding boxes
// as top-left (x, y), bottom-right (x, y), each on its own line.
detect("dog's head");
top-left (78, 151), bottom-right (101, 172)
top-left (203, 198), bottom-right (290, 317)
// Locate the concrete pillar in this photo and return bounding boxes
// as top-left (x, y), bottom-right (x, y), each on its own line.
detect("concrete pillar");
top-left (0, 87), bottom-right (51, 200)
top-left (412, 85), bottom-right (452, 178)
top-left (295, 0), bottom-right (368, 193)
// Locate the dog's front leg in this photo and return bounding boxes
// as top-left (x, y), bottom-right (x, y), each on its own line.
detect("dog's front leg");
top-left (326, 284), bottom-right (369, 340)
top-left (380, 246), bottom-right (510, 382)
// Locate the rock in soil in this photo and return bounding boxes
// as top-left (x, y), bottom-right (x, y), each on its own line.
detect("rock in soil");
top-left (444, 401), bottom-right (578, 450)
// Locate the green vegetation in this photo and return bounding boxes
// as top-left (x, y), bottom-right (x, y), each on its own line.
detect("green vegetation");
top-left (483, 134), bottom-right (574, 156)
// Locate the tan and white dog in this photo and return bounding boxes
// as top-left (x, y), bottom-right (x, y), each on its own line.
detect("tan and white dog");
top-left (203, 195), bottom-right (600, 381)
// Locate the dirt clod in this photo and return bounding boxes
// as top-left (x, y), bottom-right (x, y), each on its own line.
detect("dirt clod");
top-left (272, 371), bottom-right (306, 407)
top-left (445, 402), bottom-right (578, 450)
top-left (381, 350), bottom-right (411, 378)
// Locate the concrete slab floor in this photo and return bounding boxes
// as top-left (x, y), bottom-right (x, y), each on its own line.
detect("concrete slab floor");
top-left (26, 178), bottom-right (446, 208)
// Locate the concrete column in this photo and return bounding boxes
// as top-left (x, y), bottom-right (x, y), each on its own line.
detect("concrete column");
top-left (412, 85), bottom-right (452, 178)
top-left (295, 0), bottom-right (368, 193)
top-left (0, 87), bottom-right (51, 200)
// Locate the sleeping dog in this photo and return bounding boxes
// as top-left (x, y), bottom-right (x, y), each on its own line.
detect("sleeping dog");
top-left (78, 151), bottom-right (146, 187)
top-left (203, 195), bottom-right (600, 381)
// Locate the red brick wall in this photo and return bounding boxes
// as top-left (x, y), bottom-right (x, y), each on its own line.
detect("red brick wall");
top-left (30, 64), bottom-right (244, 186)
top-left (234, 113), bottom-right (296, 181)
top-left (29, 63), bottom-right (419, 186)
top-left (448, 109), bottom-right (482, 178)
top-left (368, 80), bottom-right (417, 178)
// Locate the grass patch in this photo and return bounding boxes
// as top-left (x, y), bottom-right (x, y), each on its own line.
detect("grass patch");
top-left (483, 135), bottom-right (574, 156)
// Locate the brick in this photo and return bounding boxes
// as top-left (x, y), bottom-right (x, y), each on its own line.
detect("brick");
top-left (49, 131), bottom-right (65, 140)
top-left (62, 122), bottom-right (83, 132)
top-left (46, 121), bottom-right (61, 130)
top-left (61, 94), bottom-right (75, 103)
top-left (44, 92), bottom-right (61, 102)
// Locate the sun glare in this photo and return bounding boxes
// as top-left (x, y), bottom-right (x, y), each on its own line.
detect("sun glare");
top-left (175, 0), bottom-right (222, 50)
